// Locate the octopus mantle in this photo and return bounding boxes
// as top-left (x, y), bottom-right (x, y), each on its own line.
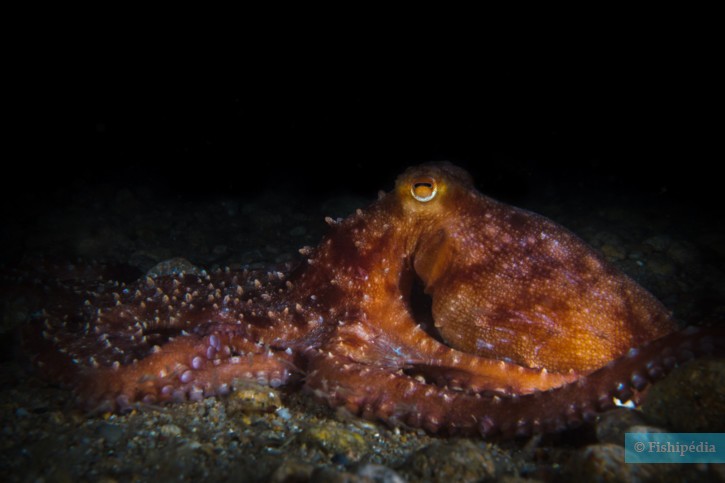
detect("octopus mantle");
top-left (23, 163), bottom-right (723, 437)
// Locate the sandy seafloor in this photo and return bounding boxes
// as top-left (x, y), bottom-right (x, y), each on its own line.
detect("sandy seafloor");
top-left (1, 163), bottom-right (724, 483)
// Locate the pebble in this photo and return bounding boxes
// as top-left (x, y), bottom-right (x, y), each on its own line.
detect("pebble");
top-left (269, 459), bottom-right (314, 482)
top-left (353, 463), bottom-right (406, 483)
top-left (275, 407), bottom-right (292, 420)
top-left (566, 443), bottom-right (717, 482)
top-left (600, 243), bottom-right (627, 261)
top-left (595, 408), bottom-right (649, 444)
top-left (299, 421), bottom-right (370, 459)
top-left (641, 358), bottom-right (725, 432)
top-left (309, 463), bottom-right (406, 483)
top-left (224, 384), bottom-right (283, 415)
top-left (159, 423), bottom-right (182, 438)
top-left (646, 254), bottom-right (676, 276)
top-left (566, 443), bottom-right (660, 482)
top-left (398, 440), bottom-right (498, 482)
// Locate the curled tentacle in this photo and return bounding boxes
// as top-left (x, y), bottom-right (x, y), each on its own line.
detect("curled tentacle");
top-left (306, 326), bottom-right (724, 437)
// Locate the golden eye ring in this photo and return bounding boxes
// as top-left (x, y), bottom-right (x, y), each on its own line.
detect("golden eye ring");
top-left (410, 177), bottom-right (438, 202)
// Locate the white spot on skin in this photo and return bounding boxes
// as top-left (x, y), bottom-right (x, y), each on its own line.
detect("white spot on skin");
top-left (476, 339), bottom-right (495, 351)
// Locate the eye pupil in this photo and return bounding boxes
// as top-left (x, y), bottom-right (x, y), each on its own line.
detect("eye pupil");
top-left (411, 177), bottom-right (437, 202)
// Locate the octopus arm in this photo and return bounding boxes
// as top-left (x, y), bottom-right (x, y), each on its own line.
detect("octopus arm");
top-left (305, 326), bottom-right (723, 437)
top-left (316, 320), bottom-right (575, 394)
top-left (25, 324), bottom-right (297, 413)
top-left (402, 358), bottom-right (578, 395)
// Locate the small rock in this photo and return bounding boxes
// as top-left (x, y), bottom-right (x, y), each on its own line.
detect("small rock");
top-left (566, 443), bottom-right (715, 483)
top-left (268, 459), bottom-right (314, 483)
top-left (641, 358), bottom-right (725, 432)
top-left (600, 243), bottom-right (627, 261)
top-left (160, 423), bottom-right (182, 438)
top-left (308, 464), bottom-right (406, 483)
top-left (225, 384), bottom-right (282, 415)
top-left (354, 463), bottom-right (406, 483)
top-left (398, 439), bottom-right (498, 483)
top-left (646, 254), bottom-right (676, 276)
top-left (595, 408), bottom-right (648, 444)
top-left (626, 424), bottom-right (668, 435)
top-left (566, 443), bottom-right (661, 482)
top-left (299, 421), bottom-right (369, 459)
top-left (275, 407), bottom-right (292, 420)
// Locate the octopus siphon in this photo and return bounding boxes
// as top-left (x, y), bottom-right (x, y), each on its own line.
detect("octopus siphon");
top-left (22, 162), bottom-right (724, 437)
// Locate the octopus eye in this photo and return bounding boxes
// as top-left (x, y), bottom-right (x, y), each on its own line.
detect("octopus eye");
top-left (410, 177), bottom-right (438, 202)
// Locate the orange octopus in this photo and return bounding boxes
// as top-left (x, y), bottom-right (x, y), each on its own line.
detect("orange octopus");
top-left (23, 162), bottom-right (723, 437)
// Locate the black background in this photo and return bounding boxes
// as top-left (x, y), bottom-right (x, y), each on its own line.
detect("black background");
top-left (5, 39), bottom-right (721, 239)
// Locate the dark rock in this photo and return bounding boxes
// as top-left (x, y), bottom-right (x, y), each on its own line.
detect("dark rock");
top-left (595, 408), bottom-right (649, 445)
top-left (641, 358), bottom-right (725, 432)
top-left (398, 439), bottom-right (499, 483)
top-left (299, 421), bottom-right (370, 459)
top-left (566, 443), bottom-right (718, 483)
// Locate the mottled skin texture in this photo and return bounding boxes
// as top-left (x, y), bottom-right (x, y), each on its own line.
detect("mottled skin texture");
top-left (23, 163), bottom-right (723, 437)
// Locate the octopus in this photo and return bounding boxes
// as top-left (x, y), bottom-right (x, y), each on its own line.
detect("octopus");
top-left (22, 162), bottom-right (723, 438)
